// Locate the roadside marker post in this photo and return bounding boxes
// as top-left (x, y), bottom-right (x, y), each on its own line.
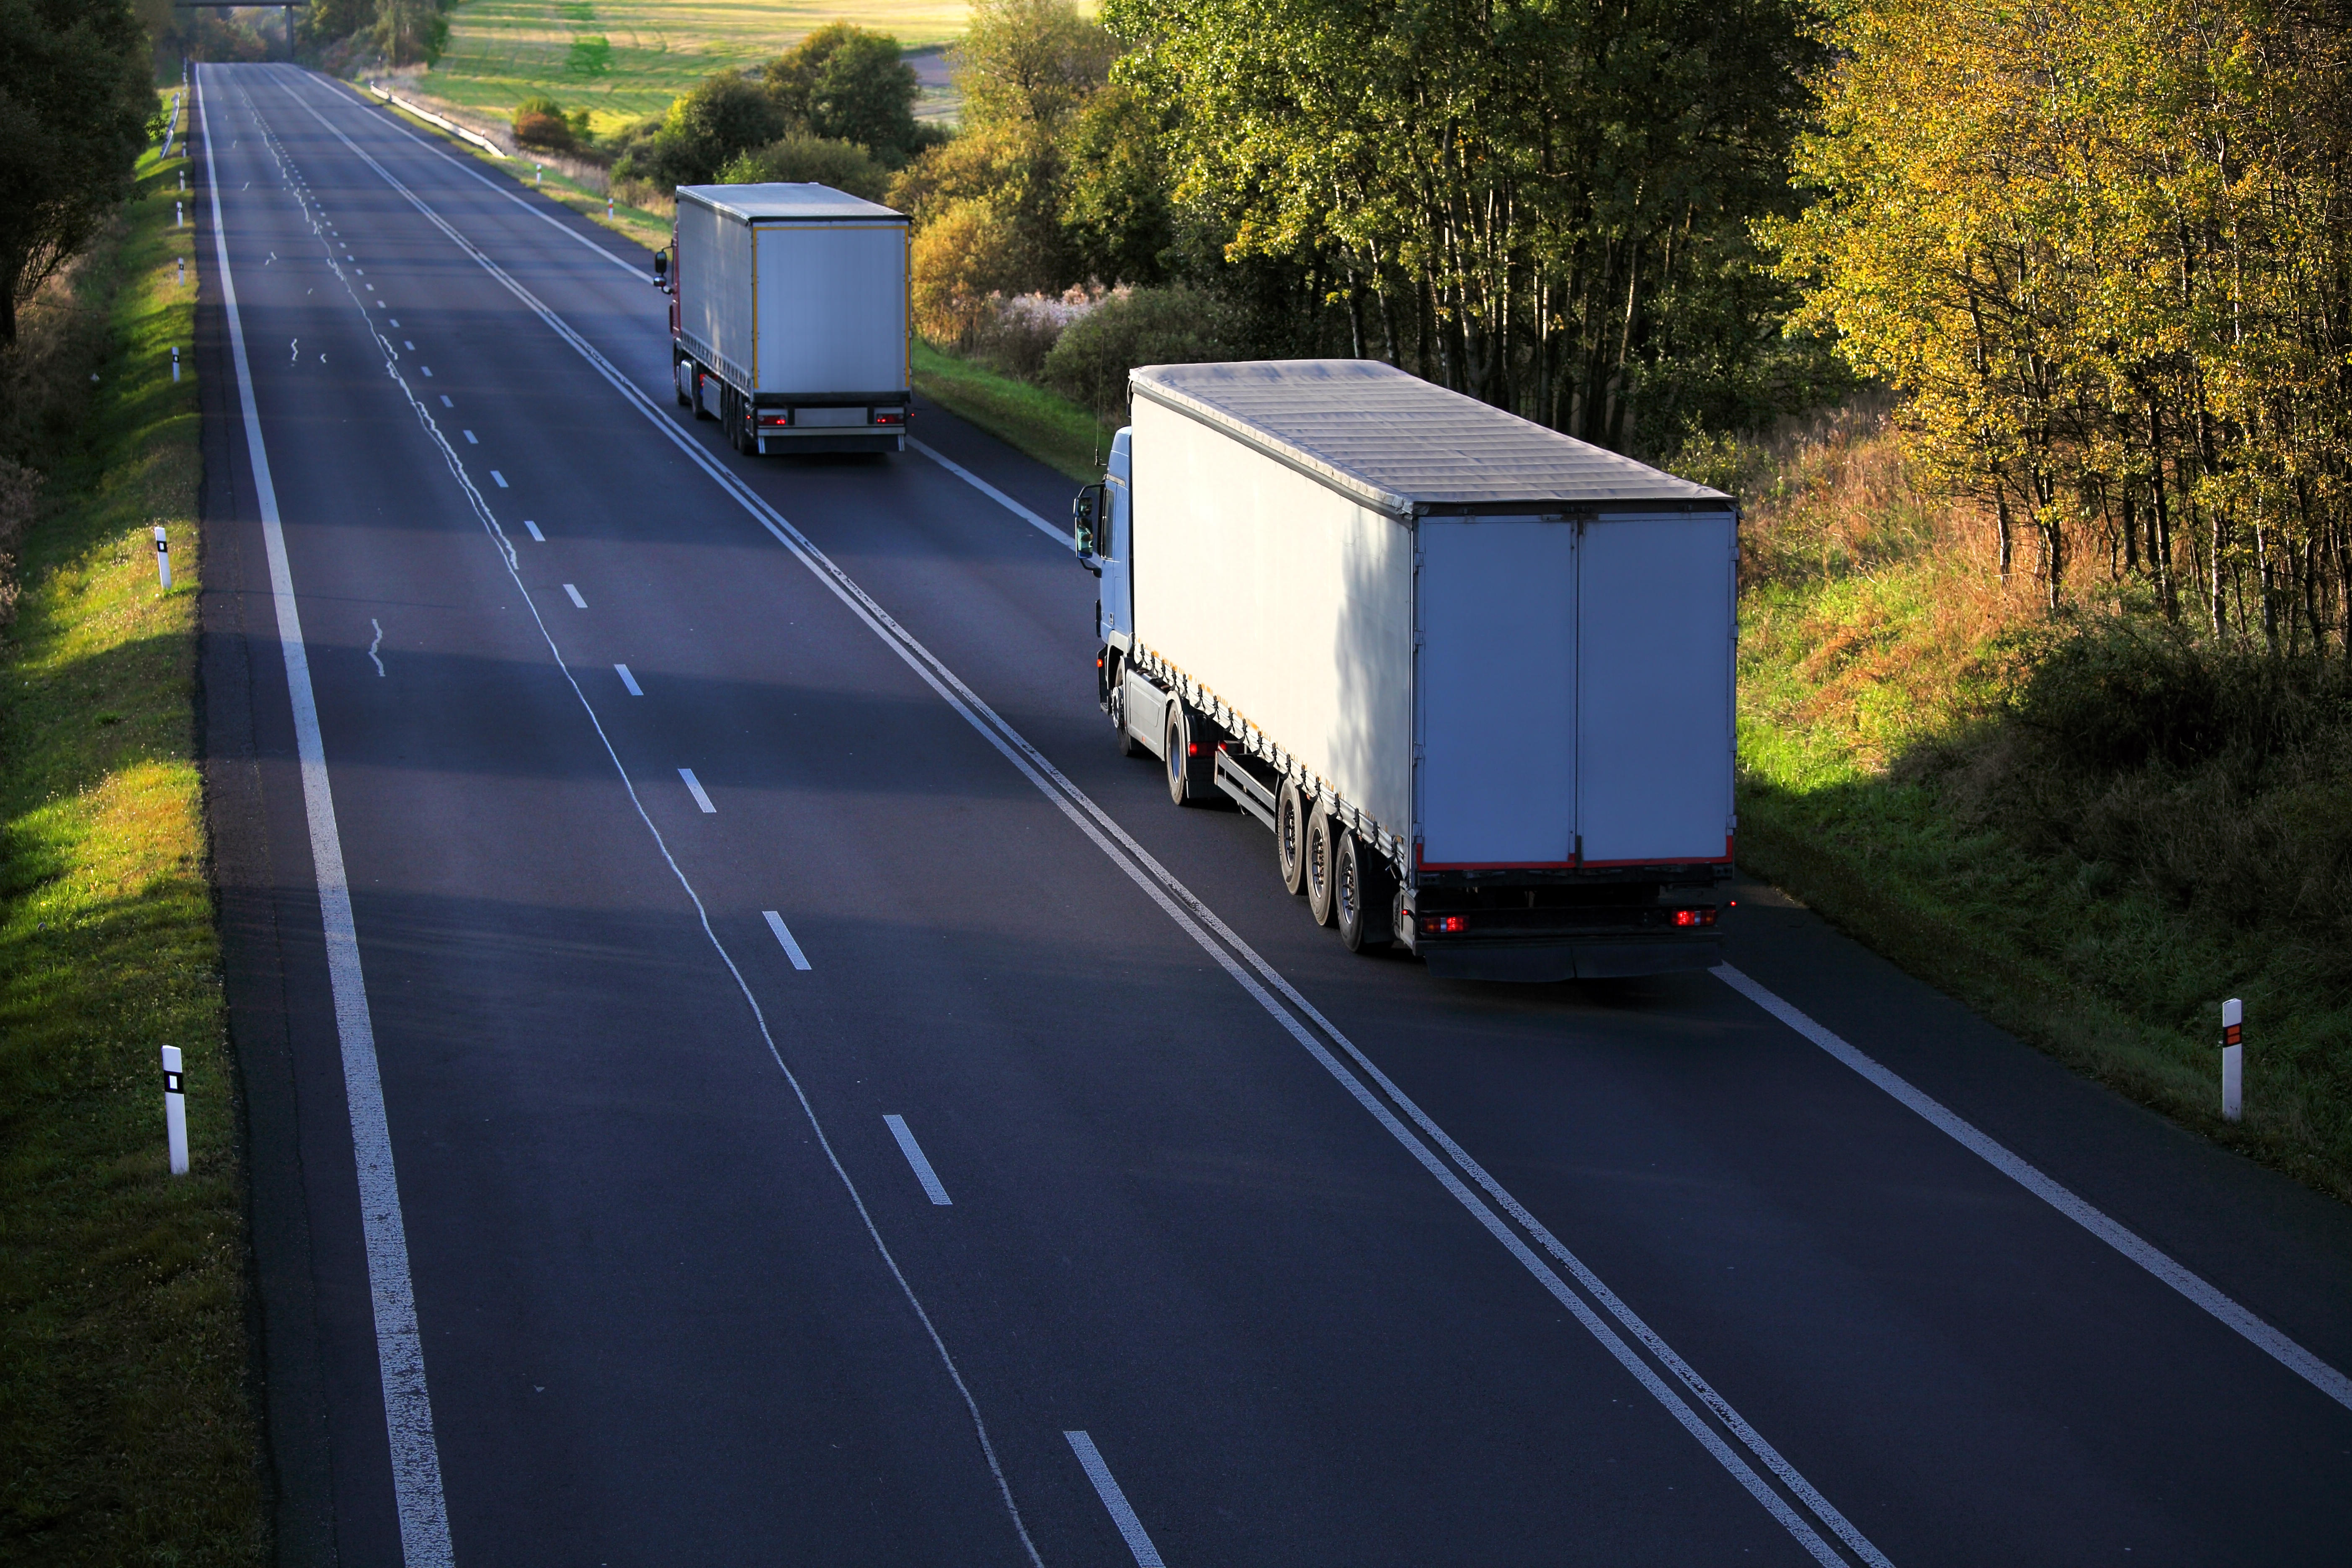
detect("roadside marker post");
top-left (162, 1045), bottom-right (188, 1176)
top-left (2221, 998), bottom-right (2244, 1122)
top-left (176, 200), bottom-right (184, 229)
top-left (177, 257), bottom-right (186, 287)
top-left (155, 525), bottom-right (171, 591)
top-left (171, 346), bottom-right (180, 383)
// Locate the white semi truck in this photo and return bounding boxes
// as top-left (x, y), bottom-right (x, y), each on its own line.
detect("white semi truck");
top-left (659, 182), bottom-right (911, 455)
top-left (1073, 359), bottom-right (1738, 980)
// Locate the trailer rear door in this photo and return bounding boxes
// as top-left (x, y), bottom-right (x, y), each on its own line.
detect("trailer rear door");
top-left (1575, 512), bottom-right (1737, 864)
top-left (1415, 517), bottom-right (1576, 869)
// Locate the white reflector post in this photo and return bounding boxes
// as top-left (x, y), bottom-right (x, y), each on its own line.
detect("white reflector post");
top-left (2221, 998), bottom-right (2244, 1123)
top-left (154, 525), bottom-right (171, 591)
top-left (162, 1044), bottom-right (189, 1176)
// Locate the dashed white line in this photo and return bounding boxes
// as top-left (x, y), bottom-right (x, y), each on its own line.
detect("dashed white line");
top-left (462, 429), bottom-right (477, 444)
top-left (882, 1115), bottom-right (952, 1205)
top-left (614, 662), bottom-right (641, 695)
top-left (1064, 1431), bottom-right (1164, 1567)
top-left (419, 364), bottom-right (432, 376)
top-left (561, 582), bottom-right (585, 608)
top-left (677, 768), bottom-right (715, 813)
top-left (438, 393), bottom-right (451, 407)
top-left (522, 519), bottom-right (544, 541)
top-left (403, 339), bottom-right (414, 349)
top-left (490, 469), bottom-right (507, 487)
top-left (761, 910), bottom-right (811, 970)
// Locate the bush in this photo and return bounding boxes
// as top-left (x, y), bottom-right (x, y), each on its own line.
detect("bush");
top-left (717, 134), bottom-right (889, 202)
top-left (614, 71), bottom-right (785, 191)
top-left (512, 95), bottom-right (575, 151)
top-left (1042, 285), bottom-right (1238, 415)
top-left (910, 199), bottom-right (1029, 342)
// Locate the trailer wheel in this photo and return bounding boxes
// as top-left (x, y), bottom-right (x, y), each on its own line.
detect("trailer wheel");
top-left (1275, 779), bottom-right (1308, 896)
top-left (1305, 799), bottom-right (1337, 926)
top-left (1335, 830), bottom-right (1393, 952)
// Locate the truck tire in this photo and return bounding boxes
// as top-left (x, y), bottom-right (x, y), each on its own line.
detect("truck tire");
top-left (1166, 704), bottom-right (1201, 806)
top-left (1276, 779), bottom-right (1308, 895)
top-left (1335, 830), bottom-right (1393, 952)
top-left (1111, 683), bottom-right (1142, 758)
top-left (674, 360), bottom-right (692, 408)
top-left (1305, 799), bottom-right (1337, 926)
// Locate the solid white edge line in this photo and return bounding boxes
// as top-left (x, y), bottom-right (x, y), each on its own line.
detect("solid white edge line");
top-left (613, 663), bottom-right (641, 696)
top-left (1714, 962), bottom-right (2352, 1415)
top-left (270, 70), bottom-right (1047, 1568)
top-left (1063, 1431), bottom-right (1166, 1568)
top-left (910, 437), bottom-right (1068, 546)
top-left (761, 910), bottom-right (812, 971)
top-left (279, 72), bottom-right (1870, 1565)
top-left (676, 767), bottom-right (715, 813)
top-left (199, 66), bottom-right (456, 1568)
top-left (882, 1114), bottom-right (954, 1206)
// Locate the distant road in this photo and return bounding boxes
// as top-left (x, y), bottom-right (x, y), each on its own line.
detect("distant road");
top-left (192, 62), bottom-right (2352, 1567)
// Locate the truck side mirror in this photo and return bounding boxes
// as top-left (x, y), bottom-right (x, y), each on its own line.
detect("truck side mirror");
top-left (652, 249), bottom-right (670, 291)
top-left (1071, 485), bottom-right (1099, 557)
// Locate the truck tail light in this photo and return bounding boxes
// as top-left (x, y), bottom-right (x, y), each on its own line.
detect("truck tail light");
top-left (872, 409), bottom-right (905, 426)
top-left (760, 412), bottom-right (791, 428)
top-left (1422, 915), bottom-right (1467, 935)
top-left (1673, 907), bottom-right (1718, 927)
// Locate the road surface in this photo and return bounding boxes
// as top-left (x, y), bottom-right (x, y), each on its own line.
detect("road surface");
top-left (189, 62), bottom-right (2352, 1568)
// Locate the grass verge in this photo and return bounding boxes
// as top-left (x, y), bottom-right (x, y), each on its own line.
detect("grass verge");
top-left (1722, 410), bottom-right (2352, 1202)
top-left (911, 338), bottom-right (1108, 480)
top-left (0, 148), bottom-right (264, 1562)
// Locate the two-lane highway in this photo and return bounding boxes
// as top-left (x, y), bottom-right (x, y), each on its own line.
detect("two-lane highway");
top-left (192, 63), bottom-right (2352, 1566)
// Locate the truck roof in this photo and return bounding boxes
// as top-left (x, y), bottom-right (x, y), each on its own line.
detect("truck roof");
top-left (1129, 359), bottom-right (1728, 515)
top-left (674, 183), bottom-right (905, 223)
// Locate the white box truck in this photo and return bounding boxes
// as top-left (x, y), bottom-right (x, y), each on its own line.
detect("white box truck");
top-left (1073, 359), bottom-right (1737, 981)
top-left (660, 182), bottom-right (910, 455)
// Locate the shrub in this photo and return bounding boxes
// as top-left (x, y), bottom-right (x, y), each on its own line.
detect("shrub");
top-left (614, 71), bottom-right (785, 191)
top-left (512, 95), bottom-right (575, 151)
top-left (909, 199), bottom-right (1029, 342)
top-left (717, 134), bottom-right (889, 202)
top-left (1042, 285), bottom-right (1238, 415)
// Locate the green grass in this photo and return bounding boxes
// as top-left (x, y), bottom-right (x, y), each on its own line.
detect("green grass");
top-left (911, 338), bottom-right (1109, 480)
top-left (1730, 420), bottom-right (2352, 1201)
top-left (416, 0), bottom-right (971, 134)
top-left (0, 148), bottom-right (263, 1563)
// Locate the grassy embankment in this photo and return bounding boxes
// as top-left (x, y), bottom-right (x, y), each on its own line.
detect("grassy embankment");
top-left (1715, 408), bottom-right (2352, 1201)
top-left (0, 144), bottom-right (265, 1562)
top-left (910, 338), bottom-right (1107, 480)
top-left (415, 0), bottom-right (966, 137)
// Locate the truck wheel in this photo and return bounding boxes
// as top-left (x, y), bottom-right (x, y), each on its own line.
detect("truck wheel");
top-left (1335, 830), bottom-right (1393, 953)
top-left (1305, 799), bottom-right (1336, 926)
top-left (1111, 685), bottom-right (1142, 758)
top-left (674, 360), bottom-right (692, 408)
top-left (1276, 779), bottom-right (1308, 895)
top-left (1165, 705), bottom-right (1199, 806)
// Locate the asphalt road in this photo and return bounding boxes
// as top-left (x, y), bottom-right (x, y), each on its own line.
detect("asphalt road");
top-left (190, 63), bottom-right (2352, 1567)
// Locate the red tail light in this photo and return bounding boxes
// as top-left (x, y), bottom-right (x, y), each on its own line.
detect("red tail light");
top-left (1422, 915), bottom-right (1468, 935)
top-left (872, 409), bottom-right (905, 426)
top-left (1673, 907), bottom-right (1718, 927)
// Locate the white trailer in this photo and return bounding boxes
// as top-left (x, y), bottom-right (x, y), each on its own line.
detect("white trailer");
top-left (660, 182), bottom-right (910, 455)
top-left (1073, 359), bottom-right (1737, 980)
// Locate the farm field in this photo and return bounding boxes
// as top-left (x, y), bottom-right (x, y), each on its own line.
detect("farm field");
top-left (415, 0), bottom-right (966, 133)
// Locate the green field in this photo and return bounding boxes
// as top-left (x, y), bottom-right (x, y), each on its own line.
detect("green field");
top-left (418, 0), bottom-right (967, 133)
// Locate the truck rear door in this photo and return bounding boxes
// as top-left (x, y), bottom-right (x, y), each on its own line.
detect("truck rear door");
top-left (1575, 512), bottom-right (1737, 865)
top-left (1414, 517), bottom-right (1577, 869)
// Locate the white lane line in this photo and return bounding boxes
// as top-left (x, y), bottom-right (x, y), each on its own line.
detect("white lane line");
top-left (522, 519), bottom-right (544, 542)
top-left (419, 364), bottom-right (432, 376)
top-left (761, 910), bottom-right (811, 970)
top-left (677, 768), bottom-right (715, 813)
top-left (1715, 962), bottom-right (2352, 1415)
top-left (490, 469), bottom-right (507, 487)
top-left (199, 67), bottom-right (454, 1568)
top-left (404, 338), bottom-right (415, 349)
top-left (462, 429), bottom-right (477, 444)
top-left (438, 393), bottom-right (451, 407)
top-left (882, 1115), bottom-right (953, 1205)
top-left (614, 662), bottom-right (641, 695)
top-left (561, 582), bottom-right (585, 608)
top-left (1064, 1431), bottom-right (1165, 1567)
top-left (284, 76), bottom-right (1045, 1568)
top-left (910, 438), bottom-right (1066, 547)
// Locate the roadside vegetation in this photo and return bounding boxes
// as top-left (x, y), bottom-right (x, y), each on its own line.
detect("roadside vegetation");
top-left (0, 116), bottom-right (266, 1568)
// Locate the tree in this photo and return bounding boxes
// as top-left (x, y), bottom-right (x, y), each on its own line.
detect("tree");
top-left (1059, 80), bottom-right (1173, 286)
top-left (719, 134), bottom-right (890, 202)
top-left (952, 0), bottom-right (1116, 135)
top-left (617, 70), bottom-right (787, 190)
top-left (762, 24), bottom-right (923, 163)
top-left (373, 0), bottom-right (448, 67)
top-left (0, 0), bottom-right (154, 344)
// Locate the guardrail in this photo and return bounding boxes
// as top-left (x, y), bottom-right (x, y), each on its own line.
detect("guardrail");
top-left (364, 82), bottom-right (509, 158)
